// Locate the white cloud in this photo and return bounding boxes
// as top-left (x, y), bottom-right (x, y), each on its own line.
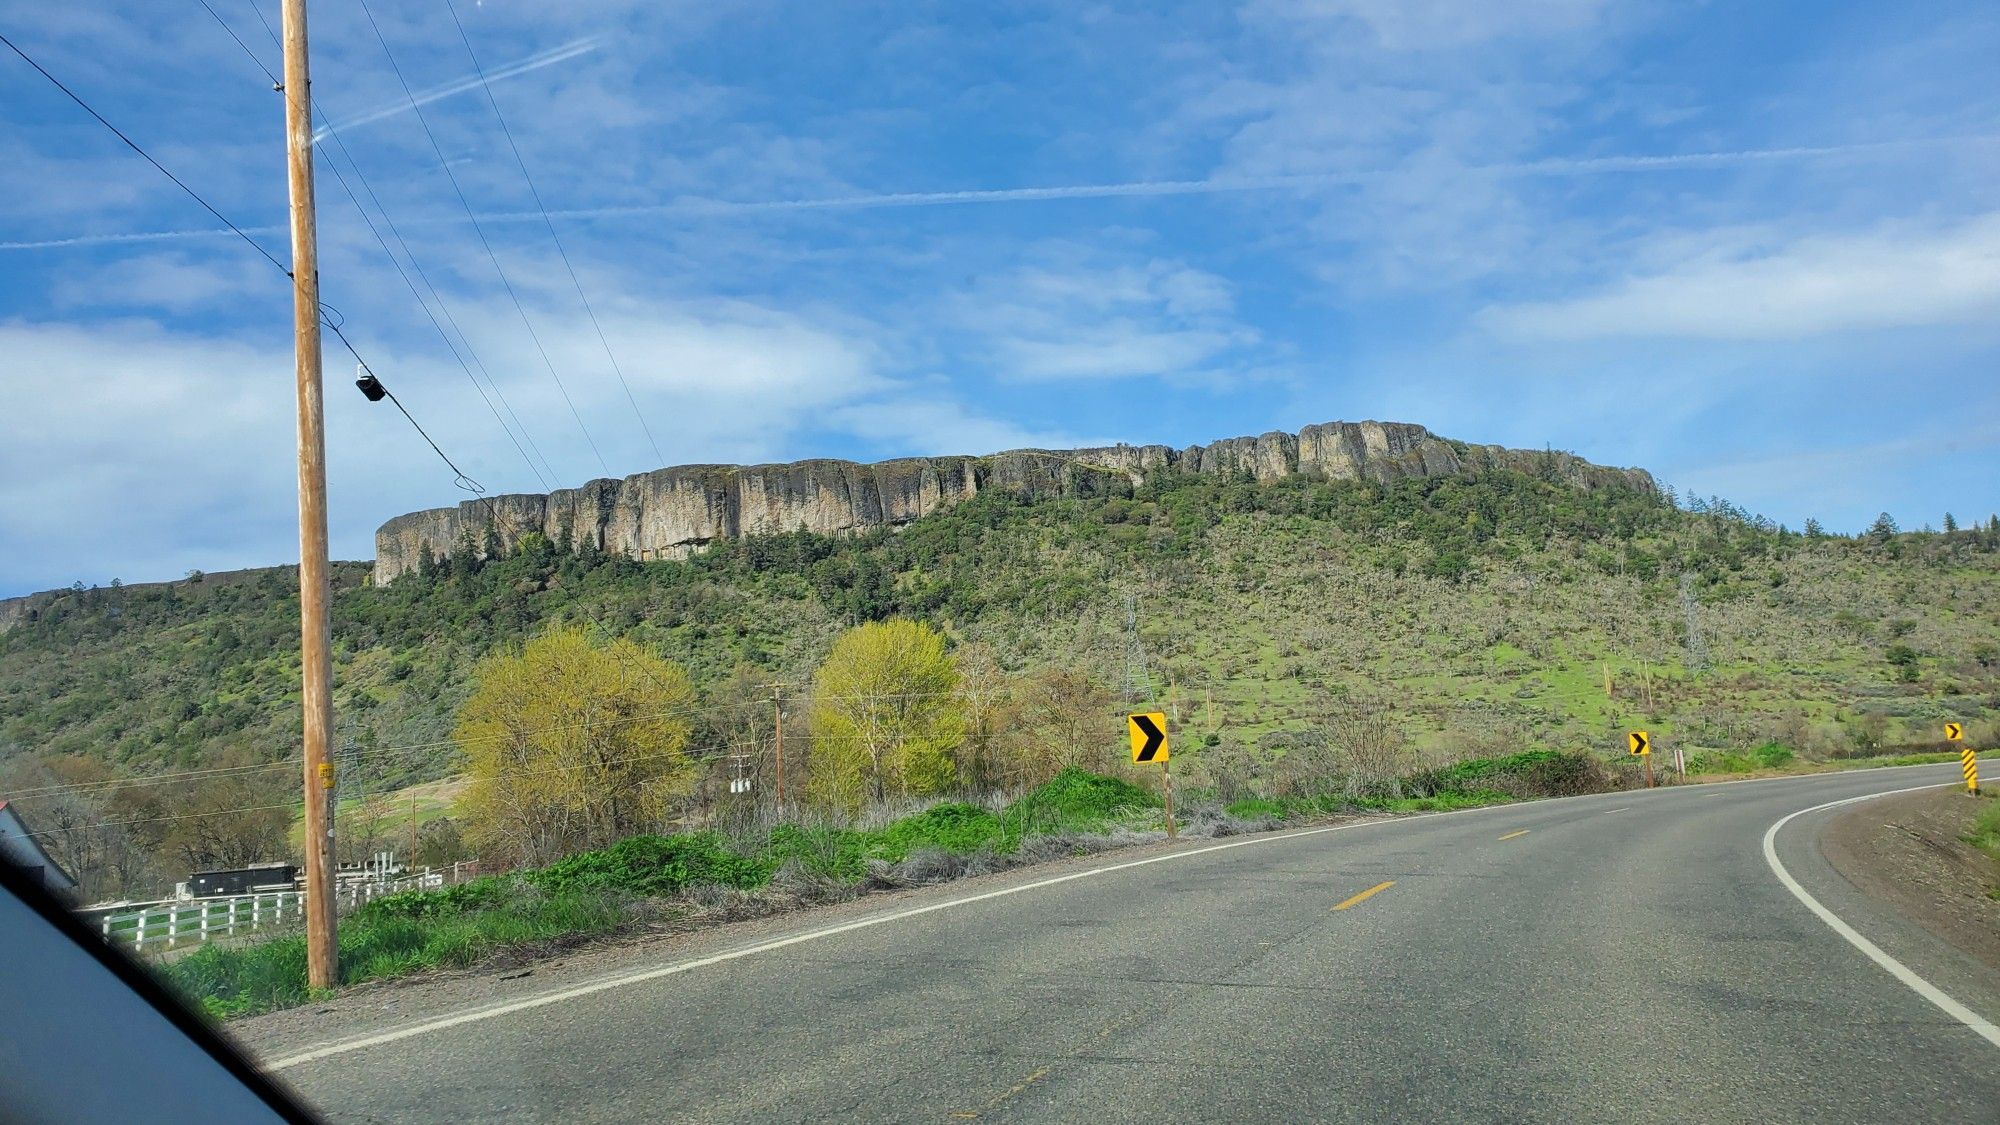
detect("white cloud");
top-left (0, 290), bottom-right (906, 593)
top-left (1252, 0), bottom-right (1609, 50)
top-left (950, 249), bottom-right (1258, 382)
top-left (48, 253), bottom-right (272, 314)
top-left (819, 397), bottom-right (1102, 457)
top-left (0, 319), bottom-right (298, 592)
top-left (1476, 212), bottom-right (2000, 340)
top-left (1150, 0), bottom-right (1625, 292)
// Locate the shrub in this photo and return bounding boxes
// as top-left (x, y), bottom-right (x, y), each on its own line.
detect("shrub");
top-left (354, 875), bottom-right (512, 923)
top-left (1687, 751), bottom-right (1755, 774)
top-left (527, 833), bottom-right (773, 896)
top-left (1751, 741), bottom-right (1796, 768)
top-left (869, 802), bottom-right (1005, 862)
top-left (763, 824), bottom-right (871, 881)
top-left (1411, 750), bottom-right (1608, 799)
top-left (1001, 767), bottom-right (1159, 841)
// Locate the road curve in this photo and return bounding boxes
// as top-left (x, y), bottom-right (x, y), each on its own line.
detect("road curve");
top-left (257, 763), bottom-right (2000, 1123)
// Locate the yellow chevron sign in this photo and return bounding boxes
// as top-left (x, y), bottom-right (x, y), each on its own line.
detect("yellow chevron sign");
top-left (1128, 712), bottom-right (1167, 763)
top-left (1627, 731), bottom-right (1650, 756)
top-left (1945, 722), bottom-right (1963, 742)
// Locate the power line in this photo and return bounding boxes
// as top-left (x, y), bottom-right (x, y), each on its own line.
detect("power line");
top-left (442, 0), bottom-right (665, 468)
top-left (4, 23), bottom-right (484, 497)
top-left (362, 368), bottom-right (484, 494)
top-left (0, 30), bottom-right (289, 275)
top-left (356, 0), bottom-right (613, 480)
top-left (196, 0), bottom-right (279, 86)
top-left (221, 0), bottom-right (558, 493)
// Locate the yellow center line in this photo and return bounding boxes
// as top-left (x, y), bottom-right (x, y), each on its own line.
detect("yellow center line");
top-left (955, 1066), bottom-right (1051, 1118)
top-left (1497, 829), bottom-right (1530, 841)
top-left (1332, 880), bottom-right (1396, 910)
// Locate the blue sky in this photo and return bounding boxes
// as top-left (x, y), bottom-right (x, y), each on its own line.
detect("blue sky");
top-left (2, 0), bottom-right (1998, 596)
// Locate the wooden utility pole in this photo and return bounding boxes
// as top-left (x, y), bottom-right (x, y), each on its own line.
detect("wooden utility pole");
top-left (282, 0), bottom-right (337, 993)
top-left (772, 685), bottom-right (785, 807)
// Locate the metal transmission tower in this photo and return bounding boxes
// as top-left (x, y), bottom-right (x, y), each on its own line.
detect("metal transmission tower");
top-left (1123, 593), bottom-right (1154, 704)
top-left (1679, 573), bottom-right (1709, 678)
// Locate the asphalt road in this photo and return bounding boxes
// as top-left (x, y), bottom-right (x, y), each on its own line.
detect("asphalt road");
top-left (257, 763), bottom-right (2000, 1123)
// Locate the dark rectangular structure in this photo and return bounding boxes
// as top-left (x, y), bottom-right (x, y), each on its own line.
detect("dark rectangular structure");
top-left (186, 865), bottom-right (298, 898)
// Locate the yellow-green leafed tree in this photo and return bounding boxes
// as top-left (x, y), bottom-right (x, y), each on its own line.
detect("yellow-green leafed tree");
top-left (456, 626), bottom-right (697, 866)
top-left (808, 619), bottom-right (965, 811)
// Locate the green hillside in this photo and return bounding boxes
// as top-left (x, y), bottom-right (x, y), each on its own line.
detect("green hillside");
top-left (3, 465), bottom-right (1997, 896)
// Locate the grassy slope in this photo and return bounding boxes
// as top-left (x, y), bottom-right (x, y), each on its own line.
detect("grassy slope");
top-left (170, 767), bottom-right (1169, 1017)
top-left (4, 469), bottom-right (1998, 801)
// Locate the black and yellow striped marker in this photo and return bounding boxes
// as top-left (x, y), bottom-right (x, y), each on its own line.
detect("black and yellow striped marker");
top-left (1949, 723), bottom-right (1978, 794)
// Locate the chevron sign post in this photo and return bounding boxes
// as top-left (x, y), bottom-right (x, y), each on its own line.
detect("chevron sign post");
top-left (1948, 724), bottom-right (1978, 794)
top-left (1128, 712), bottom-right (1176, 840)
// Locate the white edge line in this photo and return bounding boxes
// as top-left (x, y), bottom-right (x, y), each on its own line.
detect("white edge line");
top-left (1761, 783), bottom-right (2000, 1050)
top-left (267, 760), bottom-right (1973, 1070)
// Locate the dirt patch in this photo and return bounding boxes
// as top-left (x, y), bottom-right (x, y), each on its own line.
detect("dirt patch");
top-left (1820, 788), bottom-right (2000, 969)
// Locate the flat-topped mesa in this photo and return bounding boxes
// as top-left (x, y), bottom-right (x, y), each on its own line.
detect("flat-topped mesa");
top-left (371, 420), bottom-right (1655, 584)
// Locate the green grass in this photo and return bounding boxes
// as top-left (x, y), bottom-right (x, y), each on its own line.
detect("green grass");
top-left (1223, 783), bottom-right (1518, 821)
top-left (1223, 796), bottom-right (1289, 819)
top-left (1966, 796), bottom-right (2000, 858)
top-left (159, 768), bottom-right (1170, 1018)
top-left (165, 883), bottom-right (628, 1019)
top-left (997, 768), bottom-right (1158, 841)
top-left (526, 833), bottom-right (772, 897)
top-left (1687, 741), bottom-right (1797, 775)
top-left (1835, 748), bottom-right (2000, 770)
top-left (1363, 791), bottom-right (1512, 813)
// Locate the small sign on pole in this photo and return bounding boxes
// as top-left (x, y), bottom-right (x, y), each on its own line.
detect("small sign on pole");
top-left (1628, 731), bottom-right (1654, 788)
top-left (1127, 712), bottom-right (1175, 839)
top-left (1945, 722), bottom-right (1963, 743)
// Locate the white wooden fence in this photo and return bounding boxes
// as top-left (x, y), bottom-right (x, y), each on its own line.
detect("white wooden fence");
top-left (97, 891), bottom-right (303, 952)
top-left (94, 869), bottom-right (448, 953)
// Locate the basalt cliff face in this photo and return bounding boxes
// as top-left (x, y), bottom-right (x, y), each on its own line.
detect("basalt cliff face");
top-left (372, 420), bottom-right (1655, 584)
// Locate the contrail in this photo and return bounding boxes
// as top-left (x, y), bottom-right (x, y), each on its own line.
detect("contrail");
top-left (2, 135), bottom-right (1988, 252)
top-left (482, 136), bottom-right (1990, 225)
top-left (309, 36), bottom-right (601, 144)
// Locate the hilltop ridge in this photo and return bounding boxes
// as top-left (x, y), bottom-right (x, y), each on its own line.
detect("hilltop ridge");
top-left (373, 420), bottom-right (1655, 583)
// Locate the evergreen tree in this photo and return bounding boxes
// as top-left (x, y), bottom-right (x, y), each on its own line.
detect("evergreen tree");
top-left (1865, 512), bottom-right (1898, 544)
top-left (1803, 517), bottom-right (1824, 538)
